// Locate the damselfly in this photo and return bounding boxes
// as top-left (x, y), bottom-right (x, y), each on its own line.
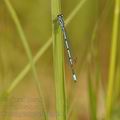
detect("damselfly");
top-left (57, 14), bottom-right (77, 81)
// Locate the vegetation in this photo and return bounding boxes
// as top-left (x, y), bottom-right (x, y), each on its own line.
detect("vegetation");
top-left (0, 0), bottom-right (120, 120)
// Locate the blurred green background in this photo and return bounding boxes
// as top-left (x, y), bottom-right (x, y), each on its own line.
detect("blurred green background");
top-left (0, 0), bottom-right (120, 120)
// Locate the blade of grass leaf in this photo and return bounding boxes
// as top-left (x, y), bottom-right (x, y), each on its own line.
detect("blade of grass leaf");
top-left (4, 0), bottom-right (48, 120)
top-left (87, 54), bottom-right (97, 120)
top-left (114, 67), bottom-right (120, 101)
top-left (111, 67), bottom-right (120, 119)
top-left (105, 0), bottom-right (120, 119)
top-left (7, 39), bottom-right (52, 94)
top-left (51, 0), bottom-right (67, 120)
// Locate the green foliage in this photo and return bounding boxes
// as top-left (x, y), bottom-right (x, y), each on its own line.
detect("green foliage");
top-left (0, 0), bottom-right (120, 120)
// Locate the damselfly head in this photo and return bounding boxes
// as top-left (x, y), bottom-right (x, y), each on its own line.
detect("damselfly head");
top-left (57, 14), bottom-right (64, 27)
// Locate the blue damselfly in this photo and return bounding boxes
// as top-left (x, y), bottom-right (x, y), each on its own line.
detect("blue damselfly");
top-left (57, 14), bottom-right (77, 81)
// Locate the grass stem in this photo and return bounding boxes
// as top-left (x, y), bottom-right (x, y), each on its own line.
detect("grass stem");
top-left (105, 0), bottom-right (120, 119)
top-left (51, 0), bottom-right (67, 120)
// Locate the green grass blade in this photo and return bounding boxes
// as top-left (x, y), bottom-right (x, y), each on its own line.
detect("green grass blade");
top-left (51, 0), bottom-right (67, 120)
top-left (88, 78), bottom-right (97, 120)
top-left (7, 39), bottom-right (52, 94)
top-left (105, 0), bottom-right (120, 119)
top-left (4, 0), bottom-right (48, 120)
top-left (87, 55), bottom-right (97, 120)
top-left (114, 67), bottom-right (120, 101)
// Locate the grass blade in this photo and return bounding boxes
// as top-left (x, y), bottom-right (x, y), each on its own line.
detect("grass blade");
top-left (105, 0), bottom-right (120, 119)
top-left (87, 54), bottom-right (97, 120)
top-left (51, 0), bottom-right (67, 120)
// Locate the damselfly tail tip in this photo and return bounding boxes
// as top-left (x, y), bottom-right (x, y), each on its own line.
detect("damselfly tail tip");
top-left (72, 74), bottom-right (77, 82)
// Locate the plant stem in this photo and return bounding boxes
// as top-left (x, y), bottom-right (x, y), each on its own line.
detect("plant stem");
top-left (87, 54), bottom-right (97, 120)
top-left (51, 0), bottom-right (67, 120)
top-left (105, 0), bottom-right (120, 119)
